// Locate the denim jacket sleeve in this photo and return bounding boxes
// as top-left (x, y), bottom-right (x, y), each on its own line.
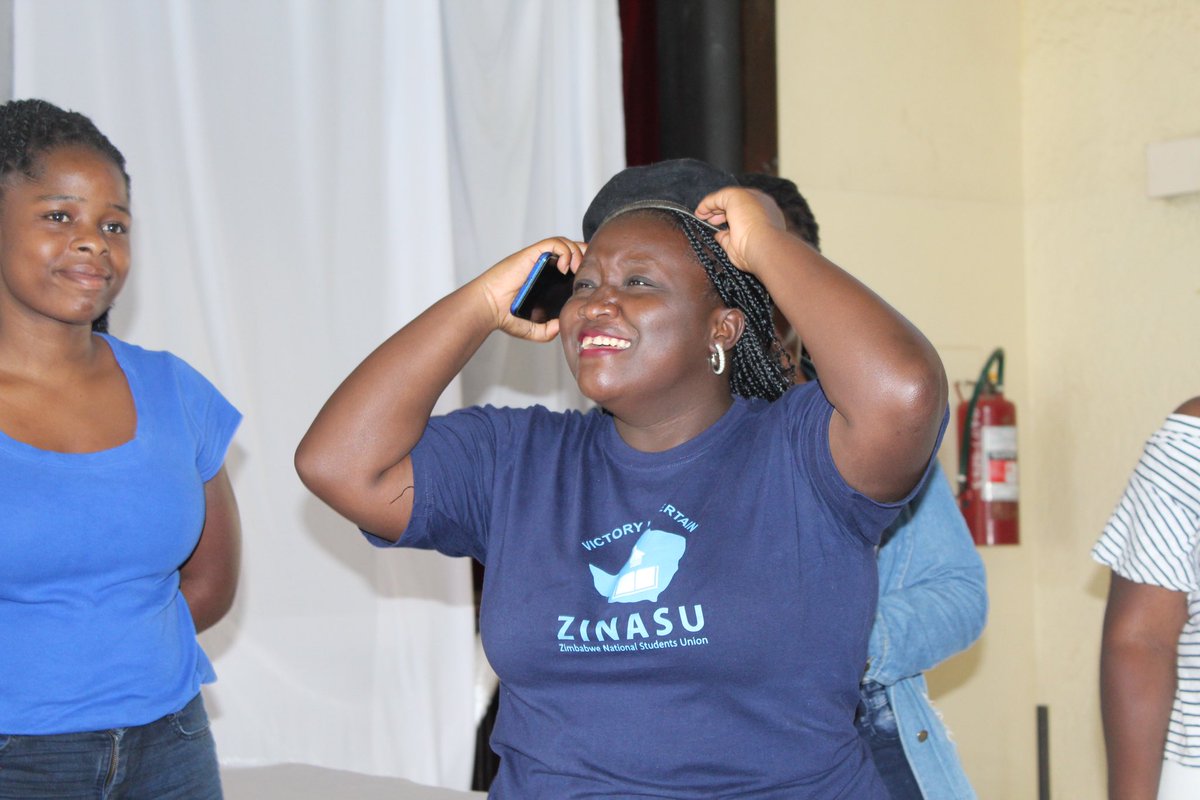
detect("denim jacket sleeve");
top-left (864, 463), bottom-right (988, 686)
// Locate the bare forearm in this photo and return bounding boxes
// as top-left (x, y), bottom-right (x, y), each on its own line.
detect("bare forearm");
top-left (181, 575), bottom-right (236, 633)
top-left (1101, 641), bottom-right (1177, 799)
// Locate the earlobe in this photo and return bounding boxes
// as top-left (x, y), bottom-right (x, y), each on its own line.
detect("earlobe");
top-left (712, 307), bottom-right (745, 352)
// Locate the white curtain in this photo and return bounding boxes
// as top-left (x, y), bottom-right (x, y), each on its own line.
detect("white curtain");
top-left (13, 0), bottom-right (623, 788)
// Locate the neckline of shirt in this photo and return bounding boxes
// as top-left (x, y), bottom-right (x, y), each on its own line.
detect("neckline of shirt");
top-left (599, 395), bottom-right (755, 470)
top-left (0, 333), bottom-right (144, 465)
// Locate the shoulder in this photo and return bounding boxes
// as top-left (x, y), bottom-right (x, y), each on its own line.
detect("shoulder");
top-left (99, 333), bottom-right (201, 379)
top-left (763, 382), bottom-right (838, 458)
top-left (98, 333), bottom-right (158, 364)
top-left (777, 380), bottom-right (827, 408)
top-left (1155, 398), bottom-right (1200, 450)
top-left (752, 381), bottom-right (830, 426)
top-left (101, 336), bottom-right (236, 428)
top-left (1173, 396), bottom-right (1200, 418)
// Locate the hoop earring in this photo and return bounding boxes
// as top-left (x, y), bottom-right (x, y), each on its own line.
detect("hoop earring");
top-left (709, 342), bottom-right (726, 376)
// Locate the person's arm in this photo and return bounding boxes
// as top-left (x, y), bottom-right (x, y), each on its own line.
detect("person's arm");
top-left (1095, 396), bottom-right (1200, 799)
top-left (180, 466), bottom-right (242, 633)
top-left (1100, 574), bottom-right (1188, 800)
top-left (865, 468), bottom-right (987, 685)
top-left (294, 238), bottom-right (584, 542)
top-left (696, 188), bottom-right (947, 502)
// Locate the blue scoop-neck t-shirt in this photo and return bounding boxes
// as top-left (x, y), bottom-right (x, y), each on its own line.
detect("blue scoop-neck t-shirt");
top-left (0, 334), bottom-right (240, 734)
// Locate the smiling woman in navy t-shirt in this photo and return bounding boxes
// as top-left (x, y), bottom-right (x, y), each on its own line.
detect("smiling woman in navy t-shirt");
top-left (297, 158), bottom-right (947, 798)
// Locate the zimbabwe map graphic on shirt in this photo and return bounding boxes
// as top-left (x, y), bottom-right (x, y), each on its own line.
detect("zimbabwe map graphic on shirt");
top-left (589, 529), bottom-right (686, 604)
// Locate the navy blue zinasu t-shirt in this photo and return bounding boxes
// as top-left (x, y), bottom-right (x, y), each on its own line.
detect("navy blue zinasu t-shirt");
top-left (373, 383), bottom-right (934, 798)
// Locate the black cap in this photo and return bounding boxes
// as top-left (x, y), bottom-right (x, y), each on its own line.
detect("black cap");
top-left (581, 158), bottom-right (739, 241)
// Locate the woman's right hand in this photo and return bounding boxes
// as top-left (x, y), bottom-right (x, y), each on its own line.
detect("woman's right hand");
top-left (296, 234), bottom-right (583, 541)
top-left (474, 237), bottom-right (585, 343)
top-left (693, 186), bottom-right (788, 277)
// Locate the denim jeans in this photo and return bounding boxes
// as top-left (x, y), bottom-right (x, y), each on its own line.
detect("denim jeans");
top-left (857, 681), bottom-right (923, 800)
top-left (0, 693), bottom-right (221, 799)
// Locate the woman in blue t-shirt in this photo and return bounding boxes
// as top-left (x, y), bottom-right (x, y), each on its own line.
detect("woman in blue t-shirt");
top-left (0, 99), bottom-right (241, 799)
top-left (298, 158), bottom-right (947, 798)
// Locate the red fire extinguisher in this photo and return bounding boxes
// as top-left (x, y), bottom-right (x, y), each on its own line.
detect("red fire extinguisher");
top-left (956, 348), bottom-right (1019, 546)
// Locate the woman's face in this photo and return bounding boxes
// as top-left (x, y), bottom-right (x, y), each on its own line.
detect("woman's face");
top-left (559, 212), bottom-right (725, 415)
top-left (0, 144), bottom-right (131, 330)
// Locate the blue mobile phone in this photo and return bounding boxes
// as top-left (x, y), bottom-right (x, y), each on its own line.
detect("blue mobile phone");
top-left (510, 252), bottom-right (572, 322)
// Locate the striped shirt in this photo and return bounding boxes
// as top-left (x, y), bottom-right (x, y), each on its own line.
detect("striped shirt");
top-left (1094, 413), bottom-right (1200, 766)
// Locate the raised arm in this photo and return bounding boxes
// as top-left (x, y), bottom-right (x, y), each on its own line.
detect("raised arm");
top-left (294, 239), bottom-right (583, 541)
top-left (696, 188), bottom-right (947, 502)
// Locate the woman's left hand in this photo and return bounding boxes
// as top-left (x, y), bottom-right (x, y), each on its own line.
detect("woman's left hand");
top-left (693, 186), bottom-right (788, 274)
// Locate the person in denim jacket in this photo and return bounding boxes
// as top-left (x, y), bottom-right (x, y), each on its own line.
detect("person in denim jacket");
top-left (863, 467), bottom-right (987, 799)
top-left (741, 173), bottom-right (988, 799)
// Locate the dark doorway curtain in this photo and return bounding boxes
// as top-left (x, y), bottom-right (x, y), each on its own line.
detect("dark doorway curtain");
top-left (619, 0), bottom-right (777, 174)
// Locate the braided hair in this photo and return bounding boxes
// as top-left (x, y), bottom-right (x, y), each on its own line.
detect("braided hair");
top-left (737, 173), bottom-right (821, 382)
top-left (0, 99), bottom-right (129, 333)
top-left (634, 208), bottom-right (795, 401)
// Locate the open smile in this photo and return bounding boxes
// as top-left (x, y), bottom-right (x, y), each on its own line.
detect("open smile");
top-left (579, 333), bottom-right (632, 353)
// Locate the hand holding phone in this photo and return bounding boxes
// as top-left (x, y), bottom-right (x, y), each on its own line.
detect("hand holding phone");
top-left (510, 252), bottom-right (573, 322)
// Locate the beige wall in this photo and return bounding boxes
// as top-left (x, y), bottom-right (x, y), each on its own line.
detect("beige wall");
top-left (1023, 1), bottom-right (1200, 798)
top-left (777, 1), bottom-right (1200, 798)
